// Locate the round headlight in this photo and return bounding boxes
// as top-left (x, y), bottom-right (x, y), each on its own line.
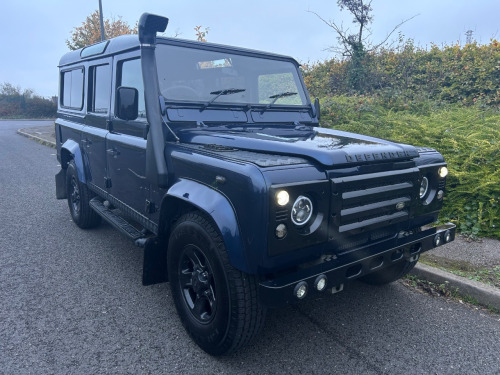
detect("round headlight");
top-left (420, 177), bottom-right (429, 198)
top-left (438, 166), bottom-right (448, 178)
top-left (291, 196), bottom-right (313, 226)
top-left (276, 190), bottom-right (289, 206)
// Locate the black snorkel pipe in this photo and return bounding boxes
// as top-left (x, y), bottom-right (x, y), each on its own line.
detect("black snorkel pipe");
top-left (138, 13), bottom-right (169, 188)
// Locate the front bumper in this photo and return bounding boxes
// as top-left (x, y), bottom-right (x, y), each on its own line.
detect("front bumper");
top-left (258, 223), bottom-right (456, 308)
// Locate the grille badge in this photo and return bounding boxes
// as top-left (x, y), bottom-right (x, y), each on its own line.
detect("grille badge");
top-left (396, 202), bottom-right (405, 210)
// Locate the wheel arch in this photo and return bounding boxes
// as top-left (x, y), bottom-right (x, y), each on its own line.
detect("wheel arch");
top-left (60, 139), bottom-right (86, 183)
top-left (159, 178), bottom-right (249, 273)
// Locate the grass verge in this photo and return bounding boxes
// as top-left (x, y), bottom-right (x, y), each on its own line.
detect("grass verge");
top-left (419, 253), bottom-right (500, 289)
top-left (402, 275), bottom-right (500, 315)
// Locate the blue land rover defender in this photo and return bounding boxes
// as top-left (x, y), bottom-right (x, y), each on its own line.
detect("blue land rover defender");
top-left (55, 13), bottom-right (456, 355)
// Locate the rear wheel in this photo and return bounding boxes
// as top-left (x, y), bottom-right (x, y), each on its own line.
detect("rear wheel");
top-left (66, 160), bottom-right (101, 229)
top-left (167, 212), bottom-right (266, 356)
top-left (360, 258), bottom-right (418, 285)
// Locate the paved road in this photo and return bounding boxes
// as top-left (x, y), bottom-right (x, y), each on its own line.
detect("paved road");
top-left (1, 120), bottom-right (500, 374)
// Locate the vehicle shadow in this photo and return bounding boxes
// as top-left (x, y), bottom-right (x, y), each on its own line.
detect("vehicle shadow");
top-left (213, 280), bottom-right (474, 374)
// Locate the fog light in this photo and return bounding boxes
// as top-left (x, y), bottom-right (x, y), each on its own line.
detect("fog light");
top-left (438, 166), bottom-right (449, 178)
top-left (314, 275), bottom-right (327, 291)
top-left (444, 230), bottom-right (452, 243)
top-left (275, 223), bottom-right (287, 239)
top-left (294, 282), bottom-right (308, 299)
top-left (434, 234), bottom-right (442, 247)
top-left (437, 190), bottom-right (444, 200)
top-left (276, 190), bottom-right (289, 206)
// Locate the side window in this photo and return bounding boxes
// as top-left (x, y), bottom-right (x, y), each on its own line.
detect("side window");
top-left (61, 68), bottom-right (84, 109)
top-left (89, 64), bottom-right (111, 114)
top-left (118, 59), bottom-right (146, 118)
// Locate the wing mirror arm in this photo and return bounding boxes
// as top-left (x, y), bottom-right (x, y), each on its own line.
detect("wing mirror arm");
top-left (314, 97), bottom-right (321, 122)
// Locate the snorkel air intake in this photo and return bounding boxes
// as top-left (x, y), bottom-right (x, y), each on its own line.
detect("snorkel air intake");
top-left (138, 13), bottom-right (169, 188)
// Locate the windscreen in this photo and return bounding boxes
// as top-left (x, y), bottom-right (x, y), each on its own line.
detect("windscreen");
top-left (155, 44), bottom-right (308, 107)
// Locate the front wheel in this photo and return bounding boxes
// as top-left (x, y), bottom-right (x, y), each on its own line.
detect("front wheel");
top-left (360, 258), bottom-right (418, 285)
top-left (167, 212), bottom-right (266, 356)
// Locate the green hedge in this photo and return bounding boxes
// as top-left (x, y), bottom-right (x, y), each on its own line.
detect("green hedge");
top-left (303, 40), bottom-right (500, 108)
top-left (319, 97), bottom-right (500, 238)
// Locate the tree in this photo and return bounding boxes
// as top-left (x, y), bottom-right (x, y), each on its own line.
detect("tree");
top-left (66, 10), bottom-right (137, 50)
top-left (67, 11), bottom-right (209, 50)
top-left (309, 0), bottom-right (416, 92)
top-left (194, 26), bottom-right (209, 42)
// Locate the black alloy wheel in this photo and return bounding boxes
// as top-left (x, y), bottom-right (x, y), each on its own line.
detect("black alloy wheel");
top-left (167, 212), bottom-right (266, 356)
top-left (178, 244), bottom-right (217, 324)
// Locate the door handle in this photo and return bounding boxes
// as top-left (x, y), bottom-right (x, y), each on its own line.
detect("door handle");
top-left (106, 148), bottom-right (120, 157)
top-left (81, 138), bottom-right (92, 147)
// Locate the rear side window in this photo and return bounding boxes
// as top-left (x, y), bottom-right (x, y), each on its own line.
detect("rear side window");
top-left (89, 64), bottom-right (111, 114)
top-left (118, 59), bottom-right (146, 118)
top-left (61, 68), bottom-right (84, 109)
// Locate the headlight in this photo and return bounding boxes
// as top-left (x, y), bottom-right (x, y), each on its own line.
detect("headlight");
top-left (438, 166), bottom-right (448, 178)
top-left (420, 177), bottom-right (429, 198)
top-left (291, 196), bottom-right (313, 226)
top-left (276, 190), bottom-right (289, 206)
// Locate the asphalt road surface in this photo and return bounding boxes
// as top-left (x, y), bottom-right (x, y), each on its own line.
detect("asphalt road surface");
top-left (1, 120), bottom-right (500, 374)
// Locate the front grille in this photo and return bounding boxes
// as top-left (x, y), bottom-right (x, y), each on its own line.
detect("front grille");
top-left (275, 208), bottom-right (289, 222)
top-left (331, 168), bottom-right (419, 234)
top-left (438, 178), bottom-right (446, 189)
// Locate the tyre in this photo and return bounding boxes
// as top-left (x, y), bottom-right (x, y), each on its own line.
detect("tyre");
top-left (66, 160), bottom-right (101, 229)
top-left (167, 212), bottom-right (266, 356)
top-left (360, 258), bottom-right (418, 285)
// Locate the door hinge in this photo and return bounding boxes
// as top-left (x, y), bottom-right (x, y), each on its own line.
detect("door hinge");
top-left (145, 199), bottom-right (157, 214)
top-left (104, 177), bottom-right (112, 188)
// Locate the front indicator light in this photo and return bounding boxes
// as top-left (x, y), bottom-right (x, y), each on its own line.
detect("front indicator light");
top-left (294, 282), bottom-right (308, 299)
top-left (438, 166), bottom-right (449, 178)
top-left (291, 196), bottom-right (313, 226)
top-left (275, 223), bottom-right (287, 239)
top-left (420, 177), bottom-right (429, 198)
top-left (276, 190), bottom-right (289, 206)
top-left (437, 190), bottom-right (444, 200)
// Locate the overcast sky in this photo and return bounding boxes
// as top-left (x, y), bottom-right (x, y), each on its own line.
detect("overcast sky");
top-left (1, 0), bottom-right (498, 98)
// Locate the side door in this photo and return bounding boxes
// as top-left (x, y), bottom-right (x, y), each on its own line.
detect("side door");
top-left (82, 59), bottom-right (112, 194)
top-left (106, 53), bottom-right (149, 215)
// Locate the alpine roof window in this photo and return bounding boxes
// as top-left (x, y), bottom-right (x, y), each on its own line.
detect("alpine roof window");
top-left (80, 40), bottom-right (109, 58)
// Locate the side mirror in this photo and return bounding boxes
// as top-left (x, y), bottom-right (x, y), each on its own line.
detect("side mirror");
top-left (116, 86), bottom-right (138, 121)
top-left (314, 97), bottom-right (321, 122)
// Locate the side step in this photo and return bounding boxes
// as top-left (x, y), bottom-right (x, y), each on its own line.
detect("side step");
top-left (89, 198), bottom-right (143, 240)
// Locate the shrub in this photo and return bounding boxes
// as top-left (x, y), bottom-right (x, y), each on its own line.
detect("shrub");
top-left (303, 40), bottom-right (500, 109)
top-left (0, 82), bottom-right (56, 119)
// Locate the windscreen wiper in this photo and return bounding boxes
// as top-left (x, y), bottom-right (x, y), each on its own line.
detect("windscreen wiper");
top-left (260, 91), bottom-right (297, 114)
top-left (200, 88), bottom-right (246, 112)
